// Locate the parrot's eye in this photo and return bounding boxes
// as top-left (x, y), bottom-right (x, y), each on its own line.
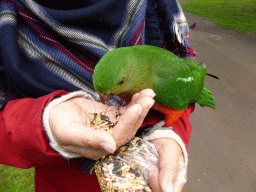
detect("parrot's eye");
top-left (118, 76), bottom-right (126, 85)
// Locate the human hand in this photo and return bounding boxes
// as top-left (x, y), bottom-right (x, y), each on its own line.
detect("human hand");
top-left (49, 89), bottom-right (155, 160)
top-left (148, 138), bottom-right (186, 192)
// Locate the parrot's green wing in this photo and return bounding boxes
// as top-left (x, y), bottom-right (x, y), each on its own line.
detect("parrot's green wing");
top-left (154, 57), bottom-right (207, 109)
top-left (153, 68), bottom-right (205, 109)
top-left (130, 45), bottom-right (214, 110)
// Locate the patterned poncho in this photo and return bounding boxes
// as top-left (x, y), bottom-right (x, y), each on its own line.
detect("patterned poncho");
top-left (0, 0), bottom-right (196, 109)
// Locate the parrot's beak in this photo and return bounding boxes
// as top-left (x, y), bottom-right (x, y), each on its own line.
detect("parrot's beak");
top-left (99, 94), bottom-right (114, 104)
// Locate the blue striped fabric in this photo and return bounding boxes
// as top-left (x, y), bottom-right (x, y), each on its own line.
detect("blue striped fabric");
top-left (0, 0), bottom-right (196, 109)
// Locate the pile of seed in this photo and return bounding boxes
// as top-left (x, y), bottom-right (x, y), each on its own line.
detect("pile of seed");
top-left (90, 111), bottom-right (120, 131)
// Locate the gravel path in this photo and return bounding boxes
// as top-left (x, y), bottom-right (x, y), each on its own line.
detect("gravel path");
top-left (183, 12), bottom-right (256, 192)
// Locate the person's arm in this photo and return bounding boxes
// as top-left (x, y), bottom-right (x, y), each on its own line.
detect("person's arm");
top-left (0, 90), bottom-right (69, 168)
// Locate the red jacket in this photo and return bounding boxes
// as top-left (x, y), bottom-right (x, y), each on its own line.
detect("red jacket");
top-left (0, 90), bottom-right (194, 191)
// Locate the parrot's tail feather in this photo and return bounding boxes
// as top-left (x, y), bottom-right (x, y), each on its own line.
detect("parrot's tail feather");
top-left (195, 88), bottom-right (216, 109)
top-left (207, 73), bottom-right (219, 80)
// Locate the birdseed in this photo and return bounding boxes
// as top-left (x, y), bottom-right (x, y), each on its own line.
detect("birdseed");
top-left (90, 111), bottom-right (159, 192)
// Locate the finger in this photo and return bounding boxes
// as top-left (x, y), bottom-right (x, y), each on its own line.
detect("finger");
top-left (148, 166), bottom-right (161, 192)
top-left (152, 139), bottom-right (182, 192)
top-left (134, 89), bottom-right (156, 102)
top-left (56, 124), bottom-right (117, 154)
top-left (108, 89), bottom-right (155, 147)
top-left (174, 156), bottom-right (186, 192)
top-left (112, 96), bottom-right (154, 147)
top-left (62, 145), bottom-right (108, 160)
top-left (133, 96), bottom-right (155, 128)
top-left (120, 89), bottom-right (155, 114)
top-left (111, 104), bottom-right (144, 147)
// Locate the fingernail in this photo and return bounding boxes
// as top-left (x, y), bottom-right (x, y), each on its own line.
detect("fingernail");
top-left (100, 142), bottom-right (115, 154)
top-left (148, 99), bottom-right (155, 109)
top-left (163, 181), bottom-right (174, 192)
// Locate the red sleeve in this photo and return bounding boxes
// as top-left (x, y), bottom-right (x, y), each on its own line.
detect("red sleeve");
top-left (172, 104), bottom-right (195, 148)
top-left (141, 104), bottom-right (195, 149)
top-left (0, 90), bottom-right (69, 168)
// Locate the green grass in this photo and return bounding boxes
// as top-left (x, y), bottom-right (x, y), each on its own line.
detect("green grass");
top-left (0, 164), bottom-right (34, 192)
top-left (179, 0), bottom-right (256, 35)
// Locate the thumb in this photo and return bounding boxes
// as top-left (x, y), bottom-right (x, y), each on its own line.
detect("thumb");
top-left (111, 104), bottom-right (144, 147)
top-left (159, 152), bottom-right (179, 192)
top-left (152, 139), bottom-right (182, 192)
top-left (62, 124), bottom-right (117, 154)
top-left (89, 129), bottom-right (117, 153)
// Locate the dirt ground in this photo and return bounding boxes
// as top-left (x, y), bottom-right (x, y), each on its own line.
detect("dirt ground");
top-left (182, 12), bottom-right (256, 192)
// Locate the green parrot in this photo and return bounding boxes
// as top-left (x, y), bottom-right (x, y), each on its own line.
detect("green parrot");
top-left (93, 45), bottom-right (216, 126)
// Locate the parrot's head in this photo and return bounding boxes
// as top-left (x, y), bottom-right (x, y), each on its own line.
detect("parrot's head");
top-left (93, 47), bottom-right (141, 103)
